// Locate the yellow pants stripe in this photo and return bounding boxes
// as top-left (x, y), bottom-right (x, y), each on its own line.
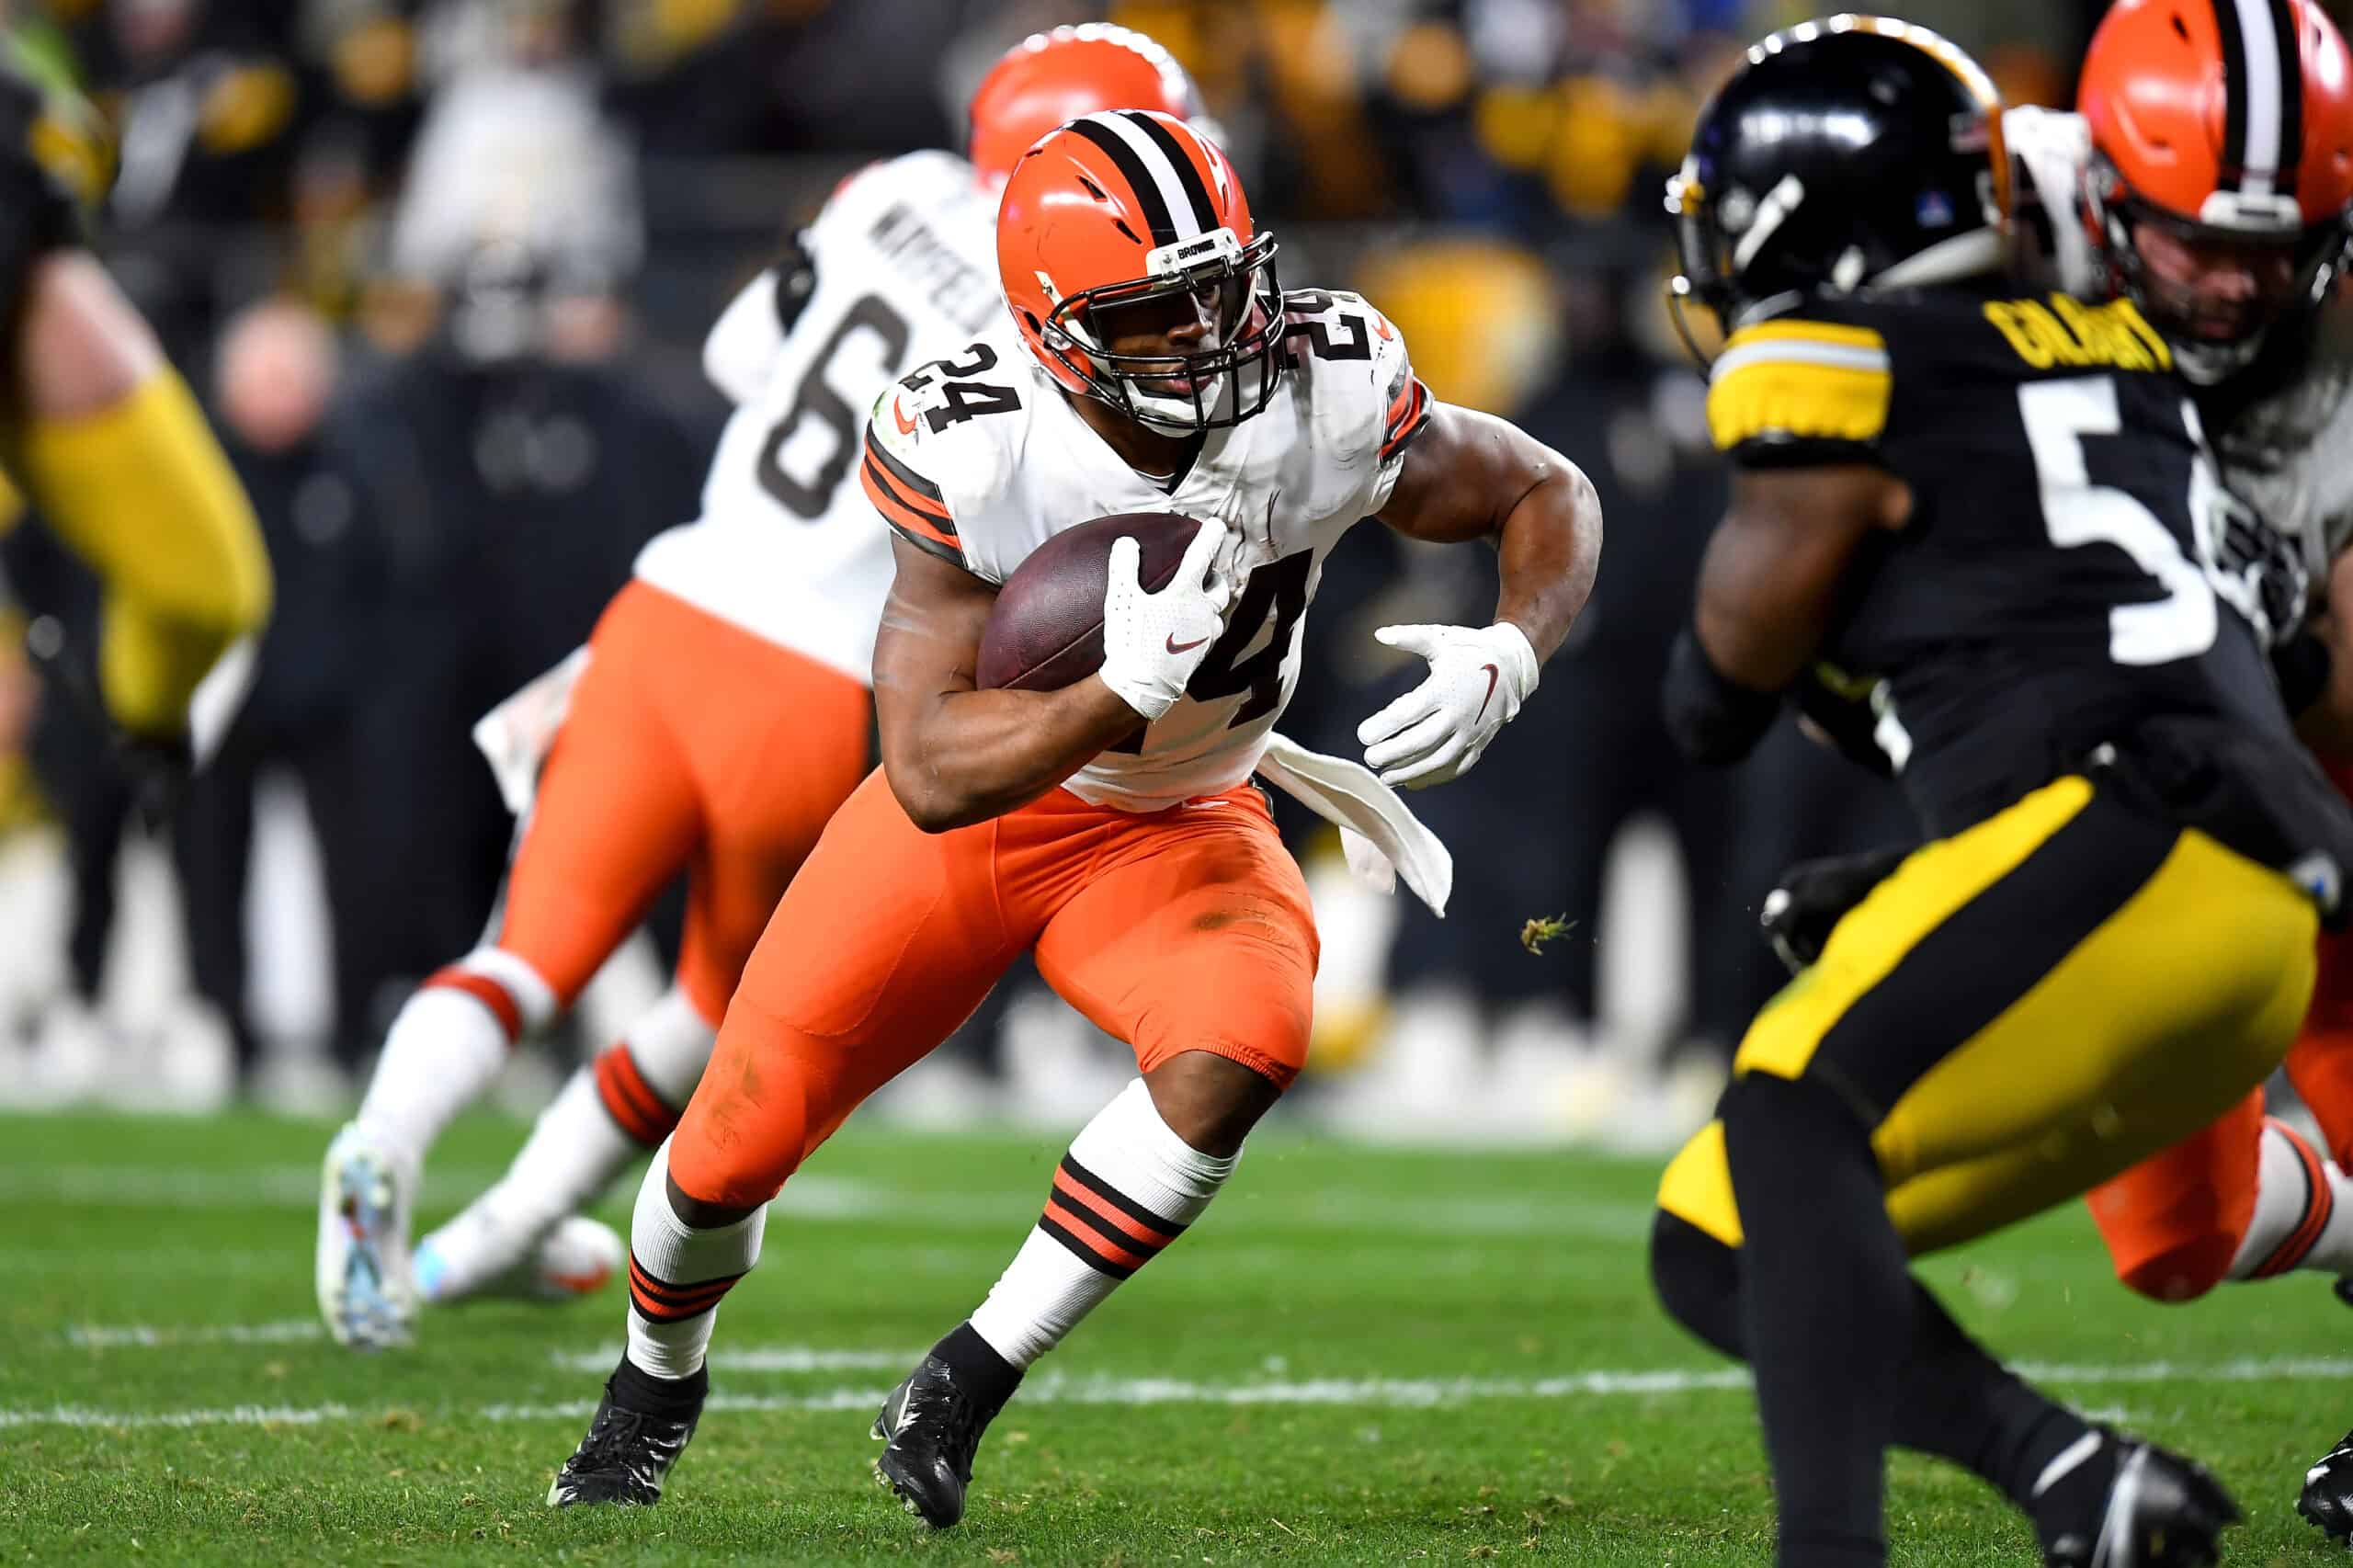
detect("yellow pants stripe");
top-left (1734, 776), bottom-right (2092, 1084)
top-left (1660, 789), bottom-right (2316, 1257)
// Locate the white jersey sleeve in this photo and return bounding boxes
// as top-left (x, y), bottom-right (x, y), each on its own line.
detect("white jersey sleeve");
top-left (1294, 287), bottom-right (1431, 514)
top-left (2006, 107), bottom-right (2105, 299)
top-left (701, 262), bottom-right (801, 406)
top-left (631, 150), bottom-right (1005, 684)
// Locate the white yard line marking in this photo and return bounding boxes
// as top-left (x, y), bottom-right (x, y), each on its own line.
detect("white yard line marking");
top-left (5, 1354), bottom-right (2347, 1431)
top-left (0, 1403), bottom-right (362, 1430)
top-left (546, 1346), bottom-right (918, 1373)
top-left (65, 1320), bottom-right (323, 1348)
top-left (0, 1165), bottom-right (1642, 1237)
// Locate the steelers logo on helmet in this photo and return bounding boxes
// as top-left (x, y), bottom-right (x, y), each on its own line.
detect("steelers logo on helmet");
top-left (2079, 0), bottom-right (2353, 382)
top-left (1664, 15), bottom-right (2009, 357)
top-left (998, 110), bottom-right (1283, 434)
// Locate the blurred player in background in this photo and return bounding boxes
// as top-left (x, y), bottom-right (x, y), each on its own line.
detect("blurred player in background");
top-left (1647, 17), bottom-right (2353, 1563)
top-left (546, 108), bottom-right (1599, 1527)
top-left (313, 24), bottom-right (1213, 1351)
top-left (0, 38), bottom-right (268, 795)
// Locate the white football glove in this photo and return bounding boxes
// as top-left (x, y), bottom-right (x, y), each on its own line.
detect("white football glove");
top-left (1097, 517), bottom-right (1233, 722)
top-left (1356, 621), bottom-right (1540, 789)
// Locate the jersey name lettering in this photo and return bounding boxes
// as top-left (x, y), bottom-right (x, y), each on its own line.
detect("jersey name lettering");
top-left (1982, 295), bottom-right (2172, 374)
top-left (870, 203), bottom-right (1003, 338)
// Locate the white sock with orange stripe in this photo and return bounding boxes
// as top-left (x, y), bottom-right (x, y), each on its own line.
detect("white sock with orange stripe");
top-left (966, 1079), bottom-right (1237, 1369)
top-left (415, 989), bottom-right (717, 1302)
top-left (355, 949), bottom-right (556, 1174)
top-left (624, 1140), bottom-right (766, 1381)
top-left (2230, 1118), bottom-right (2353, 1281)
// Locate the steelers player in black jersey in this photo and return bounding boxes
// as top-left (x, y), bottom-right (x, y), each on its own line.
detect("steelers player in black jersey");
top-left (0, 36), bottom-right (268, 774)
top-left (1643, 17), bottom-right (2353, 1568)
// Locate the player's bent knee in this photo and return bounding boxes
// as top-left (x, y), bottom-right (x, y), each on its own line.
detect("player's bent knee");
top-left (1142, 1050), bottom-right (1286, 1158)
top-left (666, 1106), bottom-right (804, 1215)
top-left (1132, 988), bottom-right (1312, 1107)
top-left (1721, 1069), bottom-right (1872, 1151)
top-left (657, 1006), bottom-right (835, 1211)
top-left (1650, 1209), bottom-right (1745, 1358)
top-left (2109, 1231), bottom-right (2236, 1303)
top-left (665, 1166), bottom-right (760, 1232)
top-left (1717, 1072), bottom-right (1885, 1226)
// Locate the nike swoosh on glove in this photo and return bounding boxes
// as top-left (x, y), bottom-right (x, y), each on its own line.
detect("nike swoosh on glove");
top-left (1356, 621), bottom-right (1540, 789)
top-left (1097, 517), bottom-right (1233, 722)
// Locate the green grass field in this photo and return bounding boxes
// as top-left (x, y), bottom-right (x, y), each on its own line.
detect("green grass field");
top-left (4, 1109), bottom-right (2351, 1565)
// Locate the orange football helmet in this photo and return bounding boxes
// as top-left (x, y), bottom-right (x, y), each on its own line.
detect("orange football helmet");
top-left (968, 25), bottom-right (1211, 192)
top-left (2080, 0), bottom-right (2353, 375)
top-left (997, 110), bottom-right (1282, 433)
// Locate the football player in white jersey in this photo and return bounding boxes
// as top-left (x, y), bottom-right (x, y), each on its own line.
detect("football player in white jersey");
top-left (548, 110), bottom-right (1602, 1524)
top-left (313, 25), bottom-right (1211, 1351)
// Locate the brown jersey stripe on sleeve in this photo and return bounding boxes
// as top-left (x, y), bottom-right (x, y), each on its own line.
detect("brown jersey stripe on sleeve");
top-left (864, 426), bottom-right (948, 505)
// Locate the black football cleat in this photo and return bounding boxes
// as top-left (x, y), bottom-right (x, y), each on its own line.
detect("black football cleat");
top-left (871, 1353), bottom-right (1017, 1529)
top-left (546, 1366), bottom-right (705, 1507)
top-left (2035, 1432), bottom-right (2240, 1567)
top-left (2300, 1426), bottom-right (2353, 1543)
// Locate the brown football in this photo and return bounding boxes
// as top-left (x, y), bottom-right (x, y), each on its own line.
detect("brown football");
top-left (975, 512), bottom-right (1206, 691)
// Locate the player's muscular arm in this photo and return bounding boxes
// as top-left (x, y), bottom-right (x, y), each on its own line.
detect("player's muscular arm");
top-left (3, 250), bottom-right (269, 740)
top-left (1665, 464), bottom-right (1908, 764)
top-left (873, 538), bottom-right (1153, 833)
top-left (1374, 401), bottom-right (1602, 659)
top-left (1349, 402), bottom-right (1602, 788)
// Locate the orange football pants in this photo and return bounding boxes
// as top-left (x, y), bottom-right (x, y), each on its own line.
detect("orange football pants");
top-left (2089, 755), bottom-right (2353, 1297)
top-left (667, 767), bottom-right (1319, 1210)
top-left (492, 580), bottom-right (871, 1028)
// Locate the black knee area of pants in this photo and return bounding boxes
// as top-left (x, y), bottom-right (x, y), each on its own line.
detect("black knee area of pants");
top-left (666, 1168), bottom-right (757, 1231)
top-left (1649, 1210), bottom-right (1746, 1360)
top-left (1721, 1070), bottom-right (1879, 1195)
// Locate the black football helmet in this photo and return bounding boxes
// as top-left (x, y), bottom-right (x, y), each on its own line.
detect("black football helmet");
top-left (1666, 16), bottom-right (2011, 350)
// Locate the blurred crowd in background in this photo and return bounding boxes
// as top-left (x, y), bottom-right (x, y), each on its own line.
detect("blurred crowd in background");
top-left (0, 0), bottom-right (2120, 1142)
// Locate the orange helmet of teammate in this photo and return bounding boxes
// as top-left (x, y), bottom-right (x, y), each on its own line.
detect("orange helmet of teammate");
top-left (997, 110), bottom-right (1283, 433)
top-left (968, 24), bottom-right (1211, 192)
top-left (2080, 0), bottom-right (2353, 377)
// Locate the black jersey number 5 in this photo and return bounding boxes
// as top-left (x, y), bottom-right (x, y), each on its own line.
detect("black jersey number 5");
top-left (2018, 376), bottom-right (2222, 665)
top-left (756, 293), bottom-right (911, 519)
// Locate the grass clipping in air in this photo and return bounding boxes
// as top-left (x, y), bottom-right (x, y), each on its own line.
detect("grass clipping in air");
top-left (1520, 912), bottom-right (1574, 955)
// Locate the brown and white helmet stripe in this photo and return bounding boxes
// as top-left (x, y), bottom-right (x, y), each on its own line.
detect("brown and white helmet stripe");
top-left (2211, 0), bottom-right (2306, 202)
top-left (1063, 109), bottom-right (1222, 245)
